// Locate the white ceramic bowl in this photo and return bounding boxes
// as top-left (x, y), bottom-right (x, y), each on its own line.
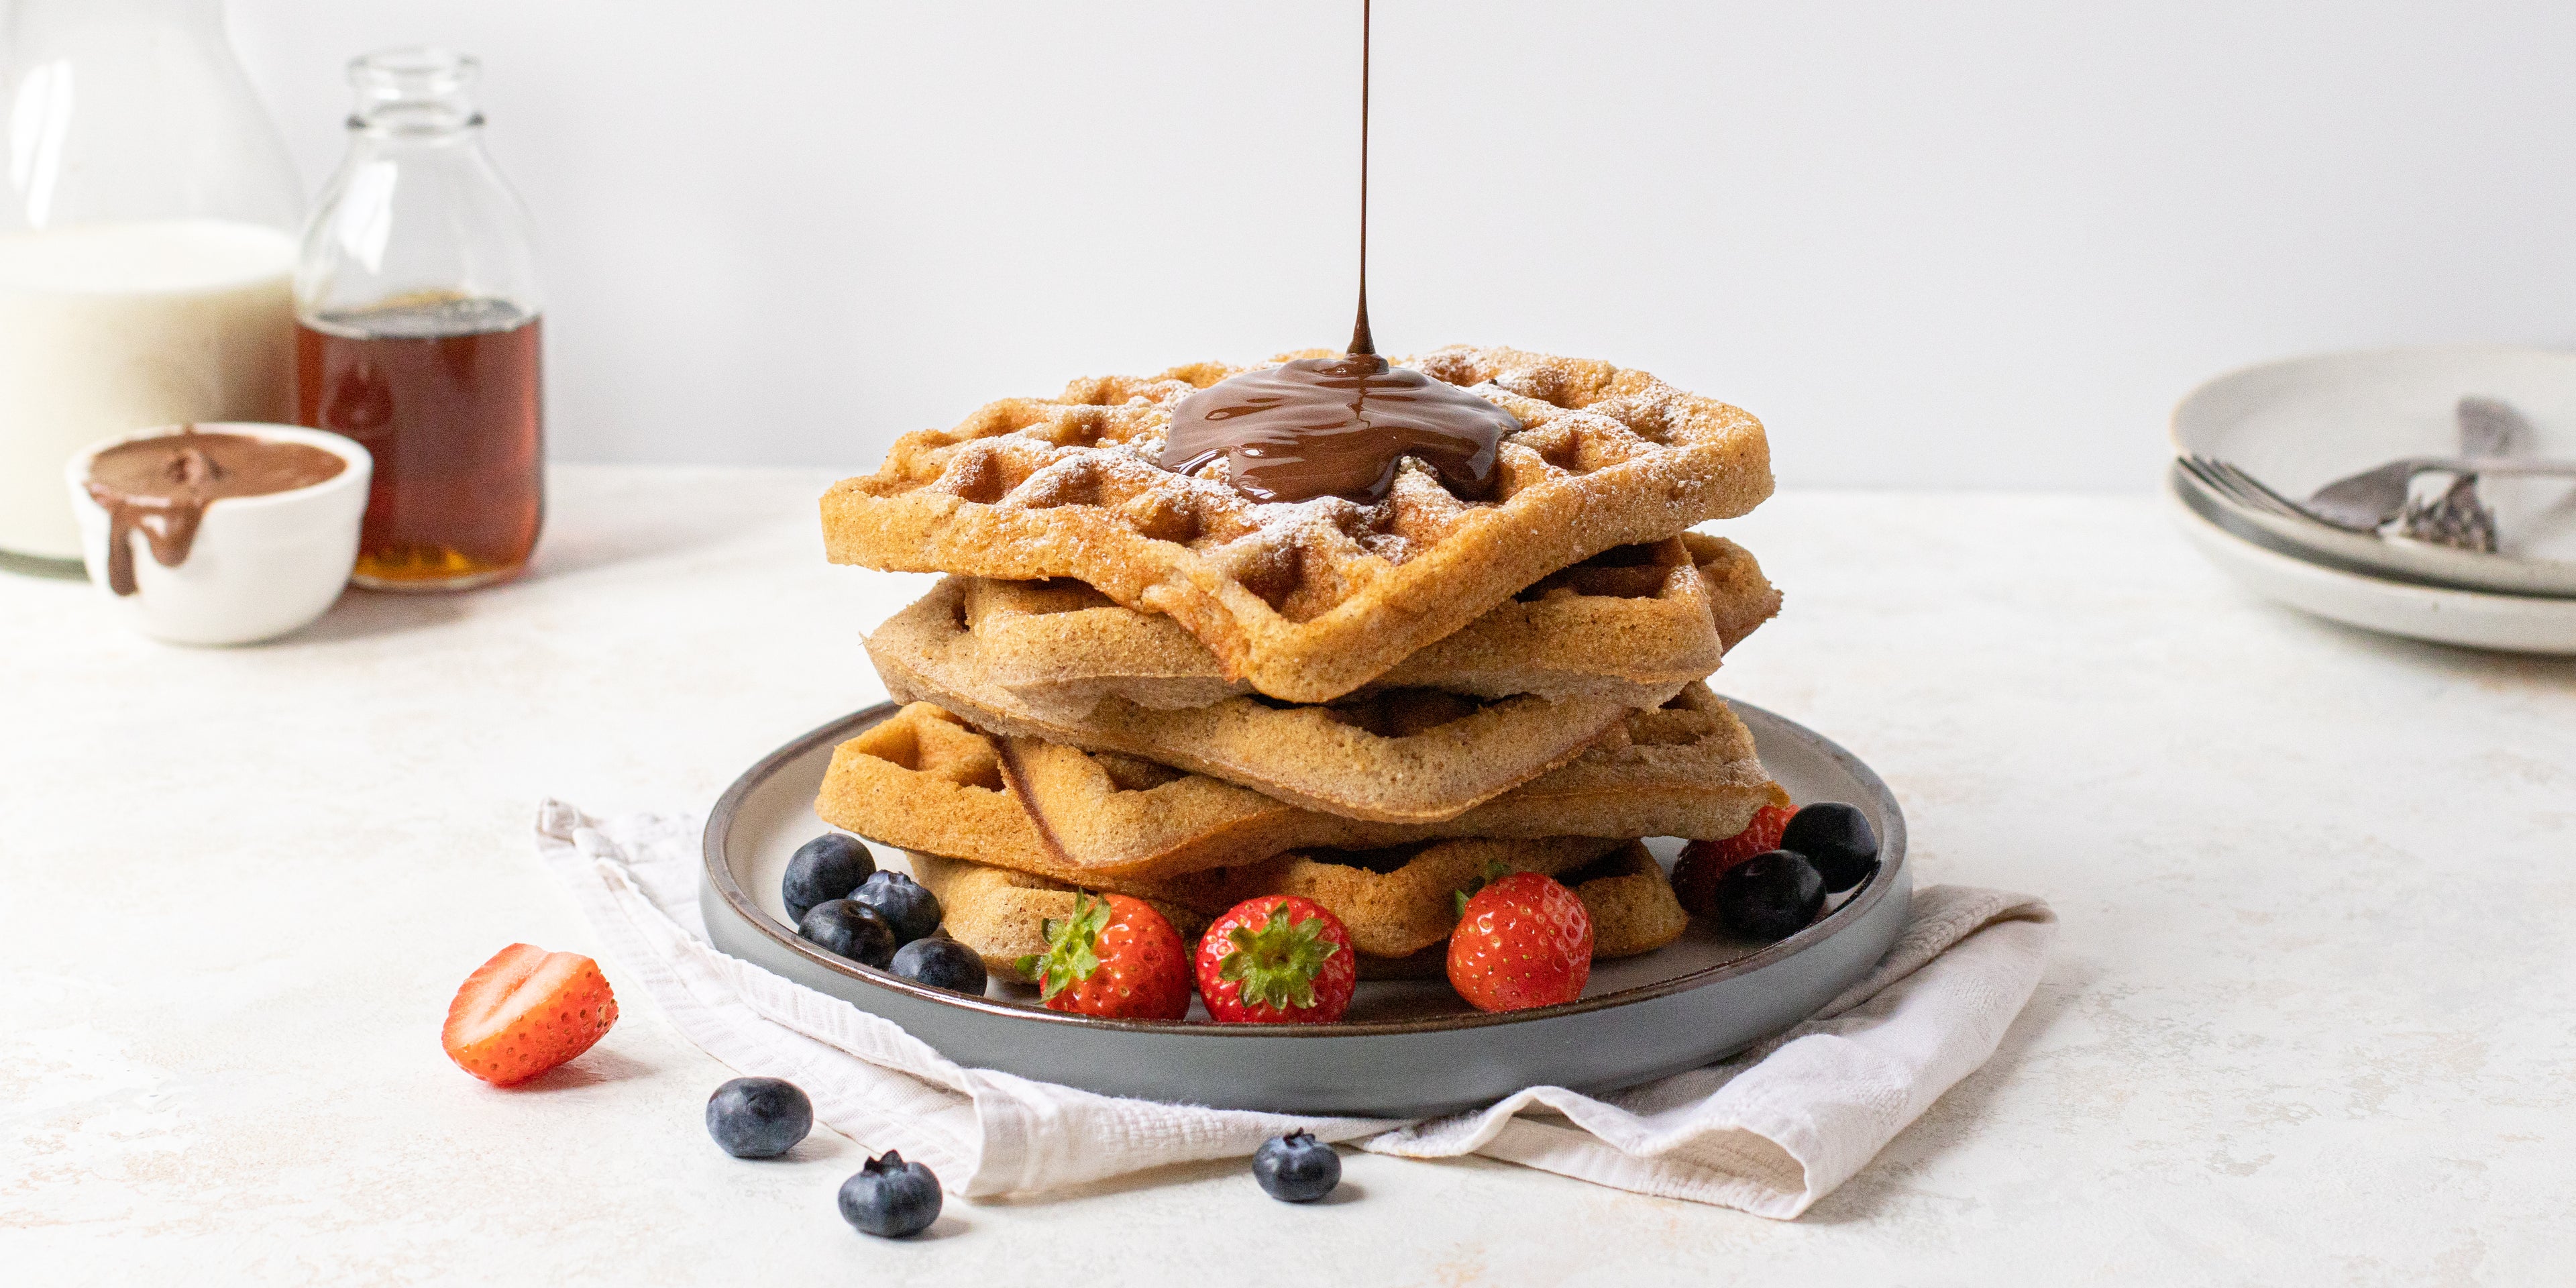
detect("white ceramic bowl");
top-left (65, 423), bottom-right (372, 645)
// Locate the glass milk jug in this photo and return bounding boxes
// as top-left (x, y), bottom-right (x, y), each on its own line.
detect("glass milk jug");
top-left (297, 48), bottom-right (543, 592)
top-left (0, 0), bottom-right (303, 572)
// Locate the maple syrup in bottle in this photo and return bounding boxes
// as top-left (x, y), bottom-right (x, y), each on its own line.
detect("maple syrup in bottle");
top-left (294, 48), bottom-right (543, 590)
top-left (297, 297), bottom-right (541, 588)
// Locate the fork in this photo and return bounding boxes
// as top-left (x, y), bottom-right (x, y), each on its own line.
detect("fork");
top-left (2392, 396), bottom-right (2522, 551)
top-left (2180, 455), bottom-right (2371, 532)
top-left (2180, 453), bottom-right (2576, 534)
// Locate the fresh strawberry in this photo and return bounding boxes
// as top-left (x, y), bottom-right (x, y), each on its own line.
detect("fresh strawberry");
top-left (442, 943), bottom-right (619, 1085)
top-left (1447, 872), bottom-right (1593, 1013)
top-left (1195, 896), bottom-right (1356, 1024)
top-left (1016, 893), bottom-right (1191, 1021)
top-left (1672, 802), bottom-right (1794, 917)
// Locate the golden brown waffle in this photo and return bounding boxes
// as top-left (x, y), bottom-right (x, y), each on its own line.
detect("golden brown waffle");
top-left (868, 578), bottom-right (1666, 823)
top-left (1685, 532), bottom-right (1785, 655)
top-left (910, 839), bottom-right (1686, 985)
top-left (821, 346), bottom-right (1772, 703)
top-left (963, 533), bottom-right (1778, 720)
top-left (814, 694), bottom-right (1786, 881)
top-left (1572, 843), bottom-right (1694, 958)
top-left (814, 704), bottom-right (1034, 865)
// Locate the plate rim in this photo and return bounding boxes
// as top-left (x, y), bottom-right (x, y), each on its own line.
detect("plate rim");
top-left (702, 697), bottom-right (1909, 1039)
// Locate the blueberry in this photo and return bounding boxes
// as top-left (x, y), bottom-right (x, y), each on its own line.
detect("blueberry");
top-left (890, 937), bottom-right (987, 994)
top-left (799, 899), bottom-right (897, 967)
top-left (783, 833), bottom-right (875, 923)
top-left (1779, 802), bottom-right (1880, 893)
top-left (704, 1076), bottom-right (812, 1159)
top-left (1251, 1129), bottom-right (1341, 1202)
top-left (848, 871), bottom-right (942, 946)
top-left (838, 1150), bottom-right (942, 1238)
top-left (1714, 850), bottom-right (1825, 941)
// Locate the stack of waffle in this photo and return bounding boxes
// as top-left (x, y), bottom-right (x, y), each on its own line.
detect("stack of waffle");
top-left (814, 345), bottom-right (1791, 983)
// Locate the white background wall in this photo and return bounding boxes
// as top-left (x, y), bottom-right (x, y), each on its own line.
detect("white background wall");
top-left (225, 1), bottom-right (2576, 490)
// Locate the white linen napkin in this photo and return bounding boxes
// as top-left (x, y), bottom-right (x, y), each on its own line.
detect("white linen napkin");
top-left (534, 801), bottom-right (2053, 1219)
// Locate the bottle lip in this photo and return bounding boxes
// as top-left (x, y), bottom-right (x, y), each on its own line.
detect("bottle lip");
top-left (347, 46), bottom-right (485, 134)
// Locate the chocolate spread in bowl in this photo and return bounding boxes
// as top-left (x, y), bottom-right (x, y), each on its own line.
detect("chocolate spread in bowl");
top-left (84, 429), bottom-right (347, 596)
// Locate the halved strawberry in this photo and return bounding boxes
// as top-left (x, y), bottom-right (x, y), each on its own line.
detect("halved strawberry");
top-left (1672, 802), bottom-right (1794, 917)
top-left (442, 944), bottom-right (620, 1086)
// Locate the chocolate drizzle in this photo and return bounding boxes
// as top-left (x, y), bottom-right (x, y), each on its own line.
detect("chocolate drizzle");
top-left (1155, 0), bottom-right (1522, 506)
top-left (84, 429), bottom-right (347, 596)
top-left (1349, 0), bottom-right (1374, 358)
top-left (1159, 356), bottom-right (1516, 505)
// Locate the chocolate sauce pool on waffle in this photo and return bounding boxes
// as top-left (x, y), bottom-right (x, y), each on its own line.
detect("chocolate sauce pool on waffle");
top-left (1155, 3), bottom-right (1519, 505)
top-left (1159, 357), bottom-right (1515, 505)
top-left (83, 429), bottom-right (345, 596)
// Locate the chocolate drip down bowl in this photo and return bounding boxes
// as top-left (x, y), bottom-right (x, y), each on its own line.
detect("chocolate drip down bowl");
top-left (65, 423), bottom-right (372, 645)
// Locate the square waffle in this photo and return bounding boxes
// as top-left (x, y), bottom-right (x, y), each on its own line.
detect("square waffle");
top-left (821, 346), bottom-right (1772, 703)
top-left (867, 577), bottom-right (1668, 823)
top-left (910, 839), bottom-right (1686, 984)
top-left (967, 532), bottom-right (1778, 720)
top-left (814, 694), bottom-right (1787, 882)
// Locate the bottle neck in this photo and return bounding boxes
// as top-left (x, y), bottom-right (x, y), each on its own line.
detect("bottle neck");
top-left (343, 119), bottom-right (488, 160)
top-left (343, 46), bottom-right (484, 140)
top-left (349, 107), bottom-right (484, 141)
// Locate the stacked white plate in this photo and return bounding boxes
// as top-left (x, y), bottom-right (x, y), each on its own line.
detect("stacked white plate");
top-left (2169, 345), bottom-right (2576, 654)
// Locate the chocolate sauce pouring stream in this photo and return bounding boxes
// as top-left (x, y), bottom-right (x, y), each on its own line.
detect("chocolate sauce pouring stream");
top-left (1153, 0), bottom-right (1519, 506)
top-left (1350, 0), bottom-right (1373, 358)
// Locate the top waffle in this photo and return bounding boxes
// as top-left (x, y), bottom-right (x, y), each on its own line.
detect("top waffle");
top-left (821, 345), bottom-right (1772, 703)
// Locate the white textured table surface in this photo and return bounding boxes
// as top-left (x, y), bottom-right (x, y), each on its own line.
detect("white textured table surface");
top-left (6, 467), bottom-right (2572, 1285)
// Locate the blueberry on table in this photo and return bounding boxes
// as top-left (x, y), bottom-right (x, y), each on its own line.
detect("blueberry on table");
top-left (783, 833), bottom-right (875, 923)
top-left (1252, 1129), bottom-right (1342, 1202)
top-left (849, 871), bottom-right (942, 946)
top-left (799, 900), bottom-right (898, 967)
top-left (890, 937), bottom-right (987, 995)
top-left (839, 1150), bottom-right (943, 1238)
top-left (1714, 851), bottom-right (1826, 941)
top-left (1779, 802), bottom-right (1880, 893)
top-left (704, 1076), bottom-right (812, 1159)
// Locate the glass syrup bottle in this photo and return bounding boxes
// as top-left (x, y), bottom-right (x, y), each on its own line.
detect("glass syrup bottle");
top-left (295, 47), bottom-right (542, 592)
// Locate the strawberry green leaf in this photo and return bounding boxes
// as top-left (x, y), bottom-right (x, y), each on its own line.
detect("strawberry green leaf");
top-left (1216, 904), bottom-right (1341, 1013)
top-left (1024, 893), bottom-right (1110, 1002)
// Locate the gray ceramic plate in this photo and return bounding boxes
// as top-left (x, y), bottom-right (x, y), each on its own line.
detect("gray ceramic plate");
top-left (700, 699), bottom-right (1911, 1117)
